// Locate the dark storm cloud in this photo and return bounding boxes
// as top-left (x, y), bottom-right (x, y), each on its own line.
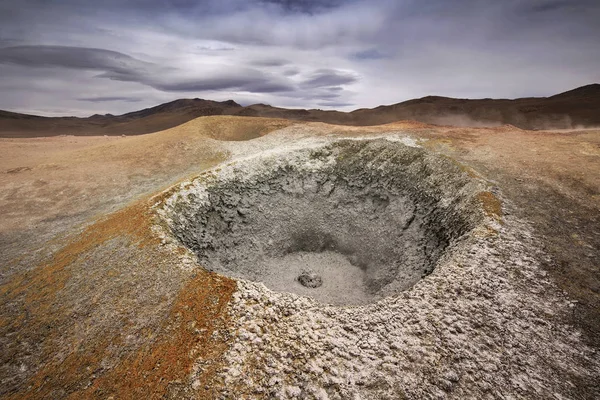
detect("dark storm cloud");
top-left (250, 58), bottom-right (290, 67)
top-left (310, 92), bottom-right (342, 100)
top-left (351, 48), bottom-right (389, 61)
top-left (0, 46), bottom-right (152, 74)
top-left (528, 1), bottom-right (572, 13)
top-left (260, 0), bottom-right (353, 13)
top-left (0, 45), bottom-right (295, 94)
top-left (283, 67), bottom-right (301, 76)
top-left (150, 77), bottom-right (294, 93)
top-left (525, 0), bottom-right (599, 13)
top-left (301, 69), bottom-right (358, 88)
top-left (78, 96), bottom-right (143, 102)
top-left (0, 0), bottom-right (351, 20)
top-left (166, 0), bottom-right (385, 48)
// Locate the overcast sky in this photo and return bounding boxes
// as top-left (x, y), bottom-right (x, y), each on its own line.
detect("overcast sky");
top-left (0, 0), bottom-right (599, 116)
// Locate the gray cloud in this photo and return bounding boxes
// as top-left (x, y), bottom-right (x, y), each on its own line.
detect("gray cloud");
top-left (528, 1), bottom-right (572, 13)
top-left (313, 92), bottom-right (341, 100)
top-left (0, 45), bottom-right (152, 74)
top-left (283, 67), bottom-right (301, 76)
top-left (525, 0), bottom-right (598, 13)
top-left (301, 68), bottom-right (359, 88)
top-left (174, 1), bottom-right (385, 48)
top-left (260, 0), bottom-right (353, 13)
top-left (78, 96), bottom-right (143, 102)
top-left (0, 0), bottom-right (599, 116)
top-left (197, 45), bottom-right (235, 51)
top-left (350, 48), bottom-right (389, 61)
top-left (148, 76), bottom-right (294, 93)
top-left (250, 58), bottom-right (290, 67)
top-left (0, 45), bottom-right (295, 94)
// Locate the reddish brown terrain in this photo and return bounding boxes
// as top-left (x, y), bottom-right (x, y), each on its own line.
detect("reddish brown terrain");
top-left (1, 84), bottom-right (599, 138)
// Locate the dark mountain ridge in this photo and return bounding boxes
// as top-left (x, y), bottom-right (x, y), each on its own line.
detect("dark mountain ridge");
top-left (1, 84), bottom-right (598, 137)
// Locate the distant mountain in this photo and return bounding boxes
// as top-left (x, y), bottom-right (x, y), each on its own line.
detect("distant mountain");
top-left (1, 84), bottom-right (598, 137)
top-left (347, 84), bottom-right (600, 128)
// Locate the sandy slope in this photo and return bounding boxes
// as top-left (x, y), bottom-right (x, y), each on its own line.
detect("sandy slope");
top-left (0, 117), bottom-right (292, 273)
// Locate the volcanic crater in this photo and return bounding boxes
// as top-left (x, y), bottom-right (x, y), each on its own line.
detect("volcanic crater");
top-left (161, 139), bottom-right (486, 305)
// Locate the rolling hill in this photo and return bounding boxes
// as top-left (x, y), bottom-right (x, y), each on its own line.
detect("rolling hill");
top-left (1, 84), bottom-right (598, 137)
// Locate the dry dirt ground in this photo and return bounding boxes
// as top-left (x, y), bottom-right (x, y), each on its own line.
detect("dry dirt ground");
top-left (0, 116), bottom-right (598, 399)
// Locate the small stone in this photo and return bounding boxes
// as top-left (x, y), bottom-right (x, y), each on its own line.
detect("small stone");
top-left (298, 271), bottom-right (323, 288)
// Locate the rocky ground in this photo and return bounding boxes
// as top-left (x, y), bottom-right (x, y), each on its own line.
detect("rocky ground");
top-left (0, 117), bottom-right (598, 399)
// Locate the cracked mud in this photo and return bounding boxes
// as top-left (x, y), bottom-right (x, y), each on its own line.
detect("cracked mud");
top-left (163, 140), bottom-right (483, 305)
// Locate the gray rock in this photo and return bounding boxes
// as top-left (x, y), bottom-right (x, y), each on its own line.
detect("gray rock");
top-left (298, 271), bottom-right (323, 288)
